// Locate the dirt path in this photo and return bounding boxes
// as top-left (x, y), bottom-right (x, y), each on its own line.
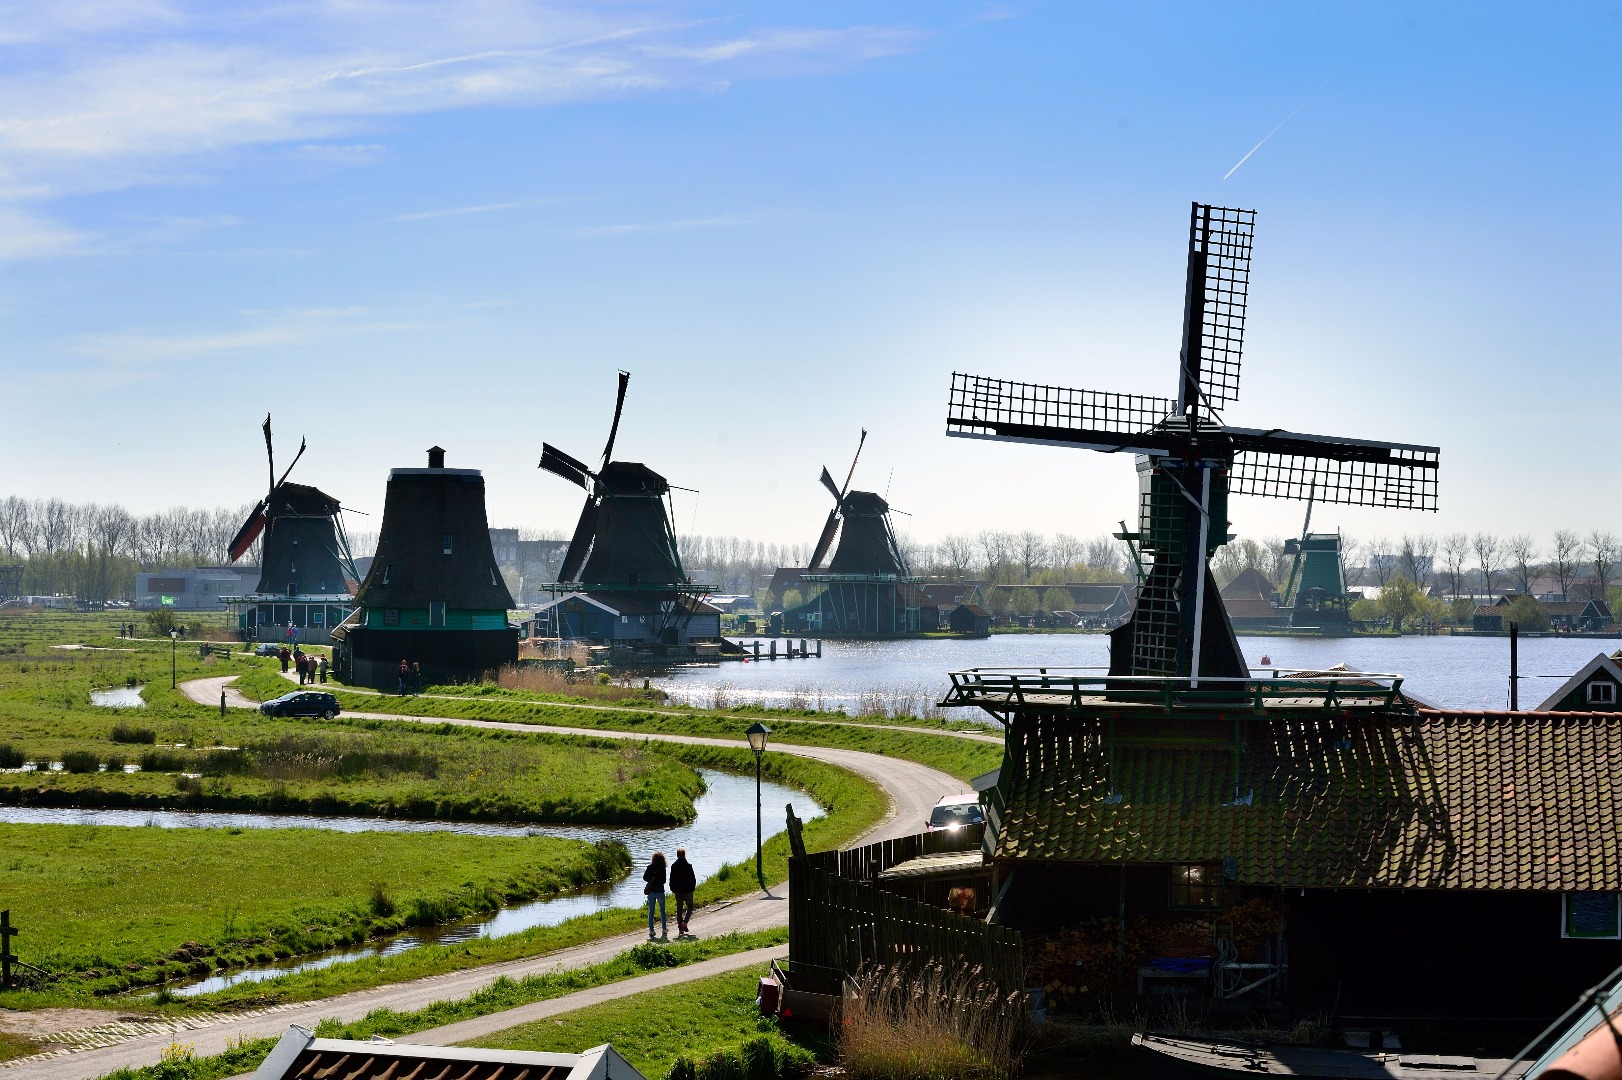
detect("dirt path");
top-left (2, 678), bottom-right (965, 1077)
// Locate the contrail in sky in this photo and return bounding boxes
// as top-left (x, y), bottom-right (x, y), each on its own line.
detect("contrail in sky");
top-left (1223, 75), bottom-right (1335, 181)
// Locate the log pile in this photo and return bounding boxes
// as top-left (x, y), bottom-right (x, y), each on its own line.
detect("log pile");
top-left (1025, 896), bottom-right (1280, 1013)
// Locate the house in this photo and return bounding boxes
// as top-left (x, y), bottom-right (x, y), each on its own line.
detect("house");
top-left (252, 1025), bottom-right (646, 1080)
top-left (1474, 594), bottom-right (1614, 632)
top-left (1537, 652), bottom-right (1622, 711)
top-left (1065, 583), bottom-right (1133, 628)
top-left (1218, 567), bottom-right (1291, 631)
top-left (533, 591), bottom-right (721, 648)
top-left (978, 701), bottom-right (1622, 1016)
top-left (948, 603), bottom-right (993, 636)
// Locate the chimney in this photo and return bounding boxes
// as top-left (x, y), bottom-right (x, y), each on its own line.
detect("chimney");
top-left (427, 446), bottom-right (446, 469)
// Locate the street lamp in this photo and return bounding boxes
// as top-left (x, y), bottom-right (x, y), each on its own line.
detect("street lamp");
top-left (746, 722), bottom-right (771, 887)
top-left (169, 627), bottom-right (179, 689)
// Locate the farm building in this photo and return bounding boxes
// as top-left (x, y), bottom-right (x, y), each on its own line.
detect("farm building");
top-left (948, 602), bottom-right (993, 636)
top-left (1218, 568), bottom-right (1290, 631)
top-left (1474, 595), bottom-right (1614, 632)
top-left (530, 591), bottom-right (721, 649)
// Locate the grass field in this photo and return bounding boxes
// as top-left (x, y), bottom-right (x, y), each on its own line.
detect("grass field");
top-left (0, 633), bottom-right (705, 825)
top-left (468, 963), bottom-right (811, 1080)
top-left (0, 823), bottom-right (629, 997)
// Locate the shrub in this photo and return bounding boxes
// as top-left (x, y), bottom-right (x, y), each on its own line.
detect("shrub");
top-left (369, 883), bottom-right (396, 917)
top-left (666, 1036), bottom-right (804, 1080)
top-left (144, 608), bottom-right (177, 637)
top-left (0, 744), bottom-right (24, 769)
top-left (140, 750), bottom-right (188, 773)
top-left (110, 723), bottom-right (157, 745)
top-left (104, 754), bottom-right (127, 773)
top-left (174, 775), bottom-right (202, 794)
top-left (839, 963), bottom-right (1026, 1080)
top-left (61, 750), bottom-right (102, 774)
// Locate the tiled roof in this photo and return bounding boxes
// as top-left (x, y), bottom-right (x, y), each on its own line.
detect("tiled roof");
top-left (992, 710), bottom-right (1622, 891)
top-left (1225, 598), bottom-right (1287, 621)
top-left (255, 1028), bottom-right (646, 1080)
top-left (1220, 567), bottom-right (1276, 601)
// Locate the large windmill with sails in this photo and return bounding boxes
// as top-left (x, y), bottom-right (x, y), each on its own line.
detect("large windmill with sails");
top-left (534, 372), bottom-right (719, 652)
top-left (222, 415), bottom-right (361, 644)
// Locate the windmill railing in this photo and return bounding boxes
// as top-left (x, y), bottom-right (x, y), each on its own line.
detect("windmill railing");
top-left (940, 666), bottom-right (1410, 716)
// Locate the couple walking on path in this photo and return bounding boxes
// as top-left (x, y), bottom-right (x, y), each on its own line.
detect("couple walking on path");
top-left (642, 849), bottom-right (697, 941)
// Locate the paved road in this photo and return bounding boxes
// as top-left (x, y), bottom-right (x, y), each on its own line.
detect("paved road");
top-left (4, 678), bottom-right (966, 1078)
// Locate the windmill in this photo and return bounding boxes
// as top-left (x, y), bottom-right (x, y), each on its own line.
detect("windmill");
top-left (786, 431), bottom-right (932, 636)
top-left (223, 415), bottom-right (359, 643)
top-left (945, 202), bottom-right (1439, 681)
top-left (1280, 484), bottom-right (1353, 631)
top-left (538, 372), bottom-right (713, 647)
top-left (539, 371), bottom-right (686, 591)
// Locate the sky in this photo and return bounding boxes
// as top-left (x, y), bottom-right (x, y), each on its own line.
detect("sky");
top-left (1, 2), bottom-right (1617, 555)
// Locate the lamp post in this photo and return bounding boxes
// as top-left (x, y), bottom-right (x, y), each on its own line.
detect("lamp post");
top-left (746, 722), bottom-right (771, 887)
top-left (169, 627), bottom-right (179, 689)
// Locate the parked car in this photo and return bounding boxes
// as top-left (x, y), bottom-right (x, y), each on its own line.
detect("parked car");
top-left (259, 691), bottom-right (340, 719)
top-left (925, 793), bottom-right (984, 833)
top-left (253, 642), bottom-right (283, 656)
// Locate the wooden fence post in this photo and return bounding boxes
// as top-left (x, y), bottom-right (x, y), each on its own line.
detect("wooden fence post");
top-left (1, 910), bottom-right (17, 988)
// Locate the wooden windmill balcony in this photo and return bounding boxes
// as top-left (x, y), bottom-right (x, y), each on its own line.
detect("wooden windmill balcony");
top-left (941, 666), bottom-right (1412, 721)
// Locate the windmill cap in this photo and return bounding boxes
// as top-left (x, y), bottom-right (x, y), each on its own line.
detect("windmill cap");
top-left (427, 446), bottom-right (446, 469)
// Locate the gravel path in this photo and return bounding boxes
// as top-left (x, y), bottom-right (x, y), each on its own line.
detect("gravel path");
top-left (2, 677), bottom-right (966, 1078)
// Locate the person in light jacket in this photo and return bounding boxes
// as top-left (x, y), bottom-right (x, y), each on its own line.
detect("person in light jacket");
top-left (669, 848), bottom-right (697, 938)
top-left (643, 851), bottom-right (668, 940)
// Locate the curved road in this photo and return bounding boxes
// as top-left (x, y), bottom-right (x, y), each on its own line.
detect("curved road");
top-left (5, 677), bottom-right (973, 1078)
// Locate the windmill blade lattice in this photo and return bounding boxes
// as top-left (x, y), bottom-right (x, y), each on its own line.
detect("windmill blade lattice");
top-left (946, 373), bottom-right (1176, 451)
top-left (1229, 435), bottom-right (1439, 510)
top-left (1180, 203), bottom-right (1255, 414)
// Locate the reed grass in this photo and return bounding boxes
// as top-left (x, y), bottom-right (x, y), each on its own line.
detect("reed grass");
top-left (839, 963), bottom-right (1027, 1080)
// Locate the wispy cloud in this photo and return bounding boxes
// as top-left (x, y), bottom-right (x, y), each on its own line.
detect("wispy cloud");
top-left (573, 212), bottom-right (792, 237)
top-left (390, 201), bottom-right (521, 222)
top-left (0, 3), bottom-right (923, 259)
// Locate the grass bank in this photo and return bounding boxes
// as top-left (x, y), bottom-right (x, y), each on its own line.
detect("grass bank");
top-left (232, 669), bottom-right (1003, 784)
top-left (469, 964), bottom-right (812, 1080)
top-left (0, 649), bottom-right (704, 825)
top-left (0, 824), bottom-right (628, 999)
top-left (149, 745), bottom-right (881, 1010)
top-left (92, 931), bottom-right (790, 1080)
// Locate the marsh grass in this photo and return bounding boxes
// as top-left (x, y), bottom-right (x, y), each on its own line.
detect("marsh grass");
top-left (839, 963), bottom-right (1027, 1080)
top-left (60, 749), bottom-right (101, 774)
top-left (490, 664), bottom-right (668, 705)
top-left (110, 723), bottom-right (157, 744)
top-left (0, 744), bottom-right (23, 769)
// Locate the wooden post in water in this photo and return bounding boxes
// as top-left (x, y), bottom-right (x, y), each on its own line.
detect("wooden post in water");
top-left (770, 640), bottom-right (777, 659)
top-left (1509, 622), bottom-right (1519, 711)
top-left (1, 910), bottom-right (17, 989)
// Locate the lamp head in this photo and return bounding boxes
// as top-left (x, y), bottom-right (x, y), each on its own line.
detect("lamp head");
top-left (170, 628), bottom-right (178, 640)
top-left (745, 721), bottom-right (770, 754)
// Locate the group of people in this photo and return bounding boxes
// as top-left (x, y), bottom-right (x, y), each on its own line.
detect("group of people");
top-left (642, 849), bottom-right (698, 941)
top-left (295, 650), bottom-right (328, 685)
top-left (396, 659), bottom-right (423, 695)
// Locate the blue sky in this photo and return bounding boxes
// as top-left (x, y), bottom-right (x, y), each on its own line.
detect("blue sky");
top-left (2, 2), bottom-right (1617, 553)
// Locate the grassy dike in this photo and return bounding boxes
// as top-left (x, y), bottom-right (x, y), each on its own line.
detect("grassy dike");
top-left (0, 826), bottom-right (629, 999)
top-left (231, 667), bottom-right (1005, 784)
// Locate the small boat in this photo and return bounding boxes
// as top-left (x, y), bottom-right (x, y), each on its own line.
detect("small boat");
top-left (1131, 1033), bottom-right (1530, 1080)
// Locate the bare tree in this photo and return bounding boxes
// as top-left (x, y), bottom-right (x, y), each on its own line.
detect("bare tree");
top-left (1341, 537), bottom-right (1366, 588)
top-left (935, 534), bottom-right (977, 579)
top-left (0, 496), bottom-right (30, 558)
top-left (1504, 534), bottom-right (1540, 596)
top-left (1588, 530), bottom-right (1619, 602)
top-left (1472, 533), bottom-right (1504, 598)
top-left (1366, 536), bottom-right (1396, 588)
top-left (1048, 533), bottom-right (1083, 572)
top-left (977, 530), bottom-right (1013, 582)
top-left (1014, 530), bottom-right (1047, 582)
top-left (1398, 534), bottom-right (1436, 588)
top-left (1082, 534), bottom-right (1125, 578)
top-left (1551, 530), bottom-right (1585, 601)
top-left (1440, 532), bottom-right (1471, 600)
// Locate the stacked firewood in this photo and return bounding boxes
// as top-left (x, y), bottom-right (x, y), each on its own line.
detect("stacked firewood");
top-left (1024, 897), bottom-right (1280, 1012)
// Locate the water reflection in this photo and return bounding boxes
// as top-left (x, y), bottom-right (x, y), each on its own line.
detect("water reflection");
top-left (90, 685), bottom-right (146, 707)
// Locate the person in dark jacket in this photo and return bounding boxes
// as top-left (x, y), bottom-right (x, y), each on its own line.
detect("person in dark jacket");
top-left (669, 848), bottom-right (697, 938)
top-left (279, 646), bottom-right (291, 673)
top-left (643, 851), bottom-right (668, 940)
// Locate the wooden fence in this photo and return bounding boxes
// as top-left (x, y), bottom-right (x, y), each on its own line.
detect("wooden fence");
top-left (788, 830), bottom-right (1024, 992)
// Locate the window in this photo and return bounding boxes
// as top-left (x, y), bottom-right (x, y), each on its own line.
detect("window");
top-left (1588, 681), bottom-right (1616, 705)
top-left (442, 534), bottom-right (453, 555)
top-left (1169, 864), bottom-right (1223, 909)
top-left (383, 565), bottom-right (392, 585)
top-left (286, 584), bottom-right (296, 597)
top-left (1563, 893), bottom-right (1621, 939)
top-left (384, 608), bottom-right (400, 626)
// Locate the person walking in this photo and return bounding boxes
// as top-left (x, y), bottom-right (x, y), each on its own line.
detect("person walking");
top-left (318, 655), bottom-right (329, 683)
top-left (295, 653), bottom-right (306, 684)
top-left (669, 848), bottom-right (697, 938)
top-left (398, 659), bottom-right (409, 696)
top-left (411, 660), bottom-right (422, 695)
top-left (279, 646), bottom-right (291, 673)
top-left (643, 851), bottom-right (668, 941)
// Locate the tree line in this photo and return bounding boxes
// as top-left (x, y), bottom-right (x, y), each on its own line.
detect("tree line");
top-left (0, 496), bottom-right (257, 602)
